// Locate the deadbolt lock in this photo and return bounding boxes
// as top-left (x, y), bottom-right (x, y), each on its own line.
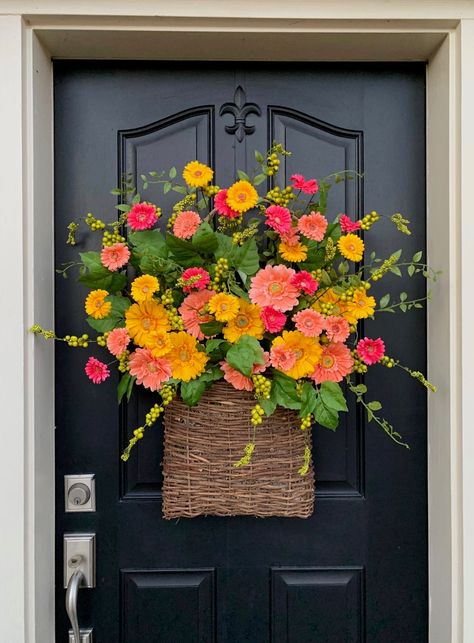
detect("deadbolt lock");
top-left (65, 475), bottom-right (96, 512)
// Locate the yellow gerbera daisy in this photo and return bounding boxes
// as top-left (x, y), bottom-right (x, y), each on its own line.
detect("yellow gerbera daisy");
top-left (182, 161), bottom-right (214, 188)
top-left (271, 330), bottom-right (322, 379)
top-left (208, 293), bottom-right (240, 322)
top-left (226, 180), bottom-right (259, 213)
top-left (279, 240), bottom-right (308, 262)
top-left (131, 274), bottom-right (160, 303)
top-left (312, 288), bottom-right (348, 318)
top-left (223, 300), bottom-right (265, 343)
top-left (337, 233), bottom-right (364, 262)
top-left (85, 289), bottom-right (112, 320)
top-left (125, 300), bottom-right (170, 348)
top-left (167, 331), bottom-right (208, 381)
top-left (149, 330), bottom-right (172, 357)
top-left (344, 288), bottom-right (376, 323)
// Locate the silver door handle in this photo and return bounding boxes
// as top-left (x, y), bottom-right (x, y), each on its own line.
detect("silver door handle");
top-left (66, 569), bottom-right (85, 643)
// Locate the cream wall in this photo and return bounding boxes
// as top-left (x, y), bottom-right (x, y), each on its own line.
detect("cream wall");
top-left (0, 3), bottom-right (472, 642)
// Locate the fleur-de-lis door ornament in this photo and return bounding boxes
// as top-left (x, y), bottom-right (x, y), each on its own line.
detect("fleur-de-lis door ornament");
top-left (219, 85), bottom-right (261, 142)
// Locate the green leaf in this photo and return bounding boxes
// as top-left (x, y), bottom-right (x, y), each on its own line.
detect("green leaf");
top-left (413, 251), bottom-right (423, 262)
top-left (226, 335), bottom-right (264, 377)
top-left (126, 375), bottom-right (135, 401)
top-left (390, 266), bottom-right (402, 277)
top-left (270, 370), bottom-right (301, 410)
top-left (181, 379), bottom-right (207, 406)
top-left (117, 373), bottom-right (131, 404)
top-left (379, 293), bottom-right (391, 309)
top-left (254, 150), bottom-right (264, 163)
top-left (400, 303), bottom-right (407, 312)
top-left (400, 292), bottom-right (407, 302)
top-left (192, 221), bottom-right (218, 254)
top-left (169, 166), bottom-right (177, 179)
top-left (78, 252), bottom-right (127, 291)
top-left (129, 229), bottom-right (168, 259)
top-left (205, 339), bottom-right (231, 360)
top-left (115, 204), bottom-right (131, 212)
top-left (172, 185), bottom-right (188, 194)
top-left (253, 173), bottom-right (266, 186)
top-left (132, 193), bottom-right (141, 204)
top-left (237, 170), bottom-right (250, 181)
top-left (231, 237), bottom-right (260, 276)
top-left (166, 233), bottom-right (204, 268)
top-left (300, 382), bottom-right (318, 417)
top-left (199, 320), bottom-right (224, 336)
top-left (368, 400), bottom-right (382, 411)
top-left (163, 181), bottom-right (172, 194)
top-left (259, 397), bottom-right (277, 417)
top-left (319, 381), bottom-right (348, 412)
top-left (214, 232), bottom-right (233, 260)
top-left (351, 383), bottom-right (367, 395)
top-left (314, 396), bottom-right (339, 430)
top-left (86, 316), bottom-right (117, 332)
top-left (391, 249), bottom-right (402, 262)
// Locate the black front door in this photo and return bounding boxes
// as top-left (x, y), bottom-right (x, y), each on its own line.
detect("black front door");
top-left (54, 62), bottom-right (427, 642)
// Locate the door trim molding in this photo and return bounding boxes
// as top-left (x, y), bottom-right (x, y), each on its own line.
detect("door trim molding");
top-left (0, 7), bottom-right (470, 642)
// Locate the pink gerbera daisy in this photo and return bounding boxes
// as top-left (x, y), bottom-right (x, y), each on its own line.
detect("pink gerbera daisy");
top-left (291, 271), bottom-right (319, 295)
top-left (292, 309), bottom-right (325, 337)
top-left (324, 316), bottom-right (350, 343)
top-left (249, 265), bottom-right (299, 312)
top-left (85, 356), bottom-right (110, 384)
top-left (340, 214), bottom-right (362, 233)
top-left (297, 211), bottom-right (328, 242)
top-left (106, 327), bottom-right (130, 357)
top-left (173, 210), bottom-right (201, 239)
top-left (178, 290), bottom-right (214, 340)
top-left (100, 243), bottom-right (130, 271)
top-left (128, 348), bottom-right (172, 391)
top-left (265, 205), bottom-right (292, 235)
top-left (127, 202), bottom-right (159, 231)
top-left (214, 189), bottom-right (241, 219)
top-left (270, 343), bottom-right (297, 372)
top-left (291, 174), bottom-right (319, 195)
top-left (181, 267), bottom-right (211, 293)
top-left (220, 360), bottom-right (254, 391)
top-left (311, 342), bottom-right (354, 384)
top-left (356, 337), bottom-right (385, 365)
top-left (261, 306), bottom-right (286, 333)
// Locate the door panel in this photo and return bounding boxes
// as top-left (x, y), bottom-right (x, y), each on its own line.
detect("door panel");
top-left (54, 61), bottom-right (426, 642)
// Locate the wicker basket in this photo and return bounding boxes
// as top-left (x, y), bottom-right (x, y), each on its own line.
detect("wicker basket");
top-left (162, 381), bottom-right (315, 518)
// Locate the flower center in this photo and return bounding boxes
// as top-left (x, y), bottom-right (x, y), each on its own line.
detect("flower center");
top-left (357, 299), bottom-right (365, 307)
top-left (236, 314), bottom-right (249, 328)
top-left (194, 170), bottom-right (202, 177)
top-left (348, 243), bottom-right (355, 251)
top-left (294, 349), bottom-right (303, 360)
top-left (269, 282), bottom-right (283, 295)
top-left (142, 286), bottom-right (149, 293)
top-left (220, 303), bottom-right (228, 311)
top-left (147, 363), bottom-right (157, 372)
top-left (304, 319), bottom-right (313, 328)
top-left (138, 213), bottom-right (145, 221)
top-left (95, 300), bottom-right (104, 309)
top-left (237, 192), bottom-right (247, 202)
top-left (322, 355), bottom-right (335, 369)
top-left (142, 318), bottom-right (151, 329)
top-left (179, 350), bottom-right (189, 361)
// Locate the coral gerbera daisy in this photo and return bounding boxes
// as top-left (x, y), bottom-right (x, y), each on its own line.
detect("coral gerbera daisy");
top-left (338, 233), bottom-right (364, 262)
top-left (291, 271), bottom-right (318, 295)
top-left (127, 202), bottom-right (159, 231)
top-left (214, 189), bottom-right (241, 219)
top-left (220, 360), bottom-right (254, 392)
top-left (106, 327), bottom-right (130, 357)
top-left (173, 210), bottom-right (201, 239)
top-left (356, 337), bottom-right (385, 365)
top-left (226, 180), bottom-right (259, 213)
top-left (269, 343), bottom-right (297, 373)
top-left (125, 300), bottom-right (170, 348)
top-left (249, 265), bottom-right (299, 312)
top-left (345, 288), bottom-right (376, 323)
top-left (265, 205), bottom-right (292, 235)
top-left (178, 290), bottom-right (214, 340)
top-left (85, 289), bottom-right (112, 320)
top-left (324, 316), bottom-right (350, 343)
top-left (292, 309), bottom-right (325, 337)
top-left (339, 214), bottom-right (361, 233)
top-left (208, 292), bottom-right (240, 322)
top-left (128, 348), bottom-right (172, 391)
top-left (182, 161), bottom-right (214, 188)
top-left (180, 267), bottom-right (211, 293)
top-left (311, 342), bottom-right (354, 384)
top-left (271, 330), bottom-right (322, 379)
top-left (223, 300), bottom-right (265, 343)
top-left (131, 274), bottom-right (160, 303)
top-left (85, 356), bottom-right (110, 384)
top-left (297, 211), bottom-right (328, 242)
top-left (100, 243), bottom-right (130, 271)
top-left (167, 331), bottom-right (208, 381)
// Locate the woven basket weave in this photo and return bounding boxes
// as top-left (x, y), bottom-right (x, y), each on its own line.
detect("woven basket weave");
top-left (162, 381), bottom-right (315, 519)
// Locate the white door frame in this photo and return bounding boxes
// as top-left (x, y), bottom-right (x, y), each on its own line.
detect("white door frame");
top-left (1, 6), bottom-right (472, 642)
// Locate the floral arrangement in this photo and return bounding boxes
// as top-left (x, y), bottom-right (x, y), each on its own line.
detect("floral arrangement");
top-left (32, 144), bottom-right (437, 471)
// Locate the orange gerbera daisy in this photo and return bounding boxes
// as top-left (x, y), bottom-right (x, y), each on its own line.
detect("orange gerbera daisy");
top-left (125, 300), bottom-right (170, 348)
top-left (131, 274), bottom-right (160, 303)
top-left (223, 300), bottom-right (265, 343)
top-left (345, 288), bottom-right (376, 324)
top-left (226, 180), bottom-right (259, 213)
top-left (271, 330), bottom-right (322, 379)
top-left (85, 289), bottom-right (112, 320)
top-left (182, 161), bottom-right (214, 188)
top-left (167, 331), bottom-right (208, 381)
top-left (338, 234), bottom-right (364, 262)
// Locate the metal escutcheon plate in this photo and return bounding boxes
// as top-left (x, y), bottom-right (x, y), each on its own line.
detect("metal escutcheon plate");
top-left (68, 628), bottom-right (93, 642)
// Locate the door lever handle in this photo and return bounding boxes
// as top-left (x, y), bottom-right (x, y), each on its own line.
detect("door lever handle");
top-left (66, 569), bottom-right (85, 643)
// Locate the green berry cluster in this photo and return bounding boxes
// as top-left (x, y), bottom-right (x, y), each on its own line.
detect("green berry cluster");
top-left (160, 384), bottom-right (176, 406)
top-left (167, 307), bottom-right (185, 330)
top-left (298, 445), bottom-right (311, 476)
top-left (339, 282), bottom-right (370, 301)
top-left (66, 222), bottom-right (79, 246)
top-left (266, 185), bottom-right (294, 206)
top-left (96, 332), bottom-right (109, 347)
top-left (85, 212), bottom-right (105, 231)
top-left (360, 210), bottom-right (380, 231)
top-left (64, 333), bottom-right (89, 348)
top-left (210, 257), bottom-right (229, 291)
top-left (203, 184), bottom-right (220, 197)
top-left (218, 214), bottom-right (243, 231)
top-left (311, 269), bottom-right (323, 281)
top-left (118, 350), bottom-right (130, 373)
top-left (371, 257), bottom-right (397, 281)
top-left (300, 414), bottom-right (312, 430)
top-left (161, 289), bottom-right (174, 306)
top-left (102, 230), bottom-right (125, 246)
top-left (351, 349), bottom-right (368, 374)
top-left (133, 426), bottom-right (144, 440)
top-left (252, 374), bottom-right (271, 399)
top-left (145, 403), bottom-right (164, 426)
top-left (380, 355), bottom-right (396, 368)
top-left (250, 403), bottom-right (265, 426)
top-left (231, 221), bottom-right (258, 246)
top-left (266, 152), bottom-right (280, 176)
top-left (319, 302), bottom-right (334, 315)
top-left (29, 324), bottom-right (55, 340)
top-left (233, 442), bottom-right (255, 468)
